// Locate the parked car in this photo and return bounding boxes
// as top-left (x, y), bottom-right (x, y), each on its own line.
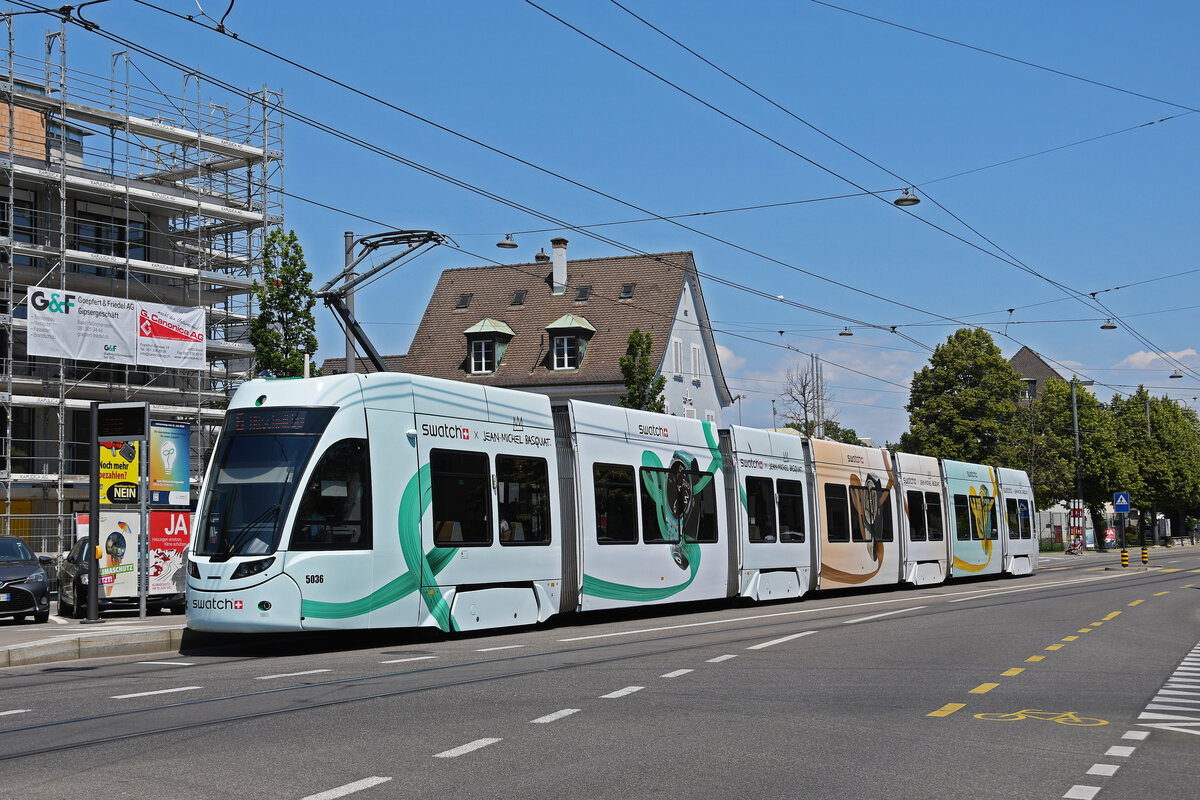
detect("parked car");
top-left (0, 534), bottom-right (52, 624)
top-left (57, 537), bottom-right (186, 618)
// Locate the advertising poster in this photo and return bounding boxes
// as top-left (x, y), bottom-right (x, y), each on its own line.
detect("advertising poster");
top-left (27, 289), bottom-right (138, 364)
top-left (150, 421), bottom-right (191, 506)
top-left (97, 511), bottom-right (139, 598)
top-left (26, 288), bottom-right (205, 369)
top-left (136, 304), bottom-right (205, 370)
top-left (148, 510), bottom-right (190, 595)
top-left (98, 440), bottom-right (139, 505)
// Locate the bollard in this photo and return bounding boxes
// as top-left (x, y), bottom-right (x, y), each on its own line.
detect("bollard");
top-left (1121, 548), bottom-right (1129, 568)
top-left (1141, 547), bottom-right (1149, 565)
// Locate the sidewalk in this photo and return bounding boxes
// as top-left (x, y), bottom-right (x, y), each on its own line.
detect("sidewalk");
top-left (0, 611), bottom-right (188, 668)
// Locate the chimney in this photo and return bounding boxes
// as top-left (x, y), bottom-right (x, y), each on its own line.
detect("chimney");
top-left (550, 237), bottom-right (568, 295)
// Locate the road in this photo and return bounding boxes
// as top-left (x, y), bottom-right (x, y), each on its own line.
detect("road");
top-left (1, 551), bottom-right (1198, 799)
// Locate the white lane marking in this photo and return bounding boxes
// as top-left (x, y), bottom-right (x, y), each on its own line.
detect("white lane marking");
top-left (661, 669), bottom-right (693, 678)
top-left (1105, 745), bottom-right (1136, 757)
top-left (48, 615), bottom-right (68, 625)
top-left (1157, 688), bottom-right (1200, 697)
top-left (476, 645), bottom-right (524, 652)
top-left (1121, 730), bottom-right (1149, 740)
top-left (434, 738), bottom-right (501, 758)
top-left (1086, 764), bottom-right (1119, 777)
top-left (559, 575), bottom-right (1117, 642)
top-left (1151, 695), bottom-right (1200, 705)
top-left (706, 654), bottom-right (737, 663)
top-left (842, 606), bottom-right (926, 625)
top-left (747, 630), bottom-right (816, 650)
top-left (0, 709), bottom-right (31, 717)
top-left (1063, 786), bottom-right (1101, 800)
top-left (601, 686), bottom-right (643, 699)
top-left (256, 669), bottom-right (331, 681)
top-left (380, 656), bottom-right (437, 664)
top-left (530, 708), bottom-right (580, 724)
top-left (111, 686), bottom-right (201, 699)
top-left (137, 661), bottom-right (195, 666)
top-left (300, 777), bottom-right (392, 800)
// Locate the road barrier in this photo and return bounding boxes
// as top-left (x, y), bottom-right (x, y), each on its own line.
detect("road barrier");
top-left (1121, 549), bottom-right (1129, 568)
top-left (1141, 547), bottom-right (1149, 565)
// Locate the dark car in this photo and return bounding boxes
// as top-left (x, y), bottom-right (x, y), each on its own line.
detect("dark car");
top-left (0, 534), bottom-right (52, 624)
top-left (57, 537), bottom-right (185, 618)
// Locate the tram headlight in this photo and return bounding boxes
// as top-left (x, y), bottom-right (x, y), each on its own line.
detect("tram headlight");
top-left (231, 557), bottom-right (276, 580)
top-left (187, 560), bottom-right (201, 579)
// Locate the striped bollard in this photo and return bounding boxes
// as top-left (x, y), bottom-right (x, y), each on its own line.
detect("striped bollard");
top-left (1141, 547), bottom-right (1149, 565)
top-left (1121, 549), bottom-right (1129, 568)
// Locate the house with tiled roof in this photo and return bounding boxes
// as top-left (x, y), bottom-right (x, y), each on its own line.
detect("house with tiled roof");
top-left (1009, 345), bottom-right (1065, 401)
top-left (322, 238), bottom-right (734, 424)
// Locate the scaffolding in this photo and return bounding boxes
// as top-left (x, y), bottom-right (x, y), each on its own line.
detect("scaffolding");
top-left (1, 18), bottom-right (283, 553)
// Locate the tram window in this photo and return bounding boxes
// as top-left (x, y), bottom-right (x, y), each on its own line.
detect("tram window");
top-left (290, 439), bottom-right (371, 551)
top-left (746, 477), bottom-right (777, 542)
top-left (1006, 498), bottom-right (1021, 539)
top-left (430, 449), bottom-right (492, 547)
top-left (777, 480), bottom-right (805, 543)
top-left (496, 455), bottom-right (550, 545)
top-left (824, 483), bottom-right (850, 543)
top-left (1018, 499), bottom-right (1033, 539)
top-left (848, 483), bottom-right (893, 542)
top-left (907, 490), bottom-right (927, 542)
top-left (594, 463), bottom-right (637, 544)
top-left (925, 492), bottom-right (944, 541)
top-left (973, 495), bottom-right (998, 540)
top-left (639, 463), bottom-right (718, 545)
top-left (954, 494), bottom-right (971, 541)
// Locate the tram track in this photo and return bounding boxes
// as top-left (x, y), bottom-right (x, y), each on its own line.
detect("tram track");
top-left (0, 567), bottom-right (1146, 762)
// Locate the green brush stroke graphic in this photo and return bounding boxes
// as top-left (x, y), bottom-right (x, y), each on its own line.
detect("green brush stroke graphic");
top-left (302, 464), bottom-right (459, 630)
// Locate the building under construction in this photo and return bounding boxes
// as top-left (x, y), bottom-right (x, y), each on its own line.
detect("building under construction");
top-left (1, 19), bottom-right (282, 552)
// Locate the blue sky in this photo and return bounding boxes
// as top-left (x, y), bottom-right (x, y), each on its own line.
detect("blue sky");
top-left (21, 0), bottom-right (1198, 443)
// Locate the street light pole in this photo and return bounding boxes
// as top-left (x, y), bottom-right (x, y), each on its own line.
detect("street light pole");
top-left (1022, 378), bottom-right (1036, 483)
top-left (1071, 378), bottom-right (1095, 549)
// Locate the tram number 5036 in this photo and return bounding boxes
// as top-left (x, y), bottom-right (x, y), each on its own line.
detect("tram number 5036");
top-left (305, 574), bottom-right (325, 584)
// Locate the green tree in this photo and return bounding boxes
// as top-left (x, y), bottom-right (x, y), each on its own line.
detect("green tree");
top-left (1027, 379), bottom-right (1136, 547)
top-left (249, 228), bottom-right (320, 378)
top-left (1111, 388), bottom-right (1200, 542)
top-left (618, 328), bottom-right (666, 413)
top-left (899, 328), bottom-right (1023, 464)
top-left (788, 419), bottom-right (861, 445)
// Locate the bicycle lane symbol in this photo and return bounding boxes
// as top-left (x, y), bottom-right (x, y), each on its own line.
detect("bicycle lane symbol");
top-left (975, 709), bottom-right (1108, 726)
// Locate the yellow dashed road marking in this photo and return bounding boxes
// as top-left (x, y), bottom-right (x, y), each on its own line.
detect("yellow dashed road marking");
top-left (1046, 644), bottom-right (1065, 651)
top-left (1154, 591), bottom-right (1170, 597)
top-left (1161, 568), bottom-right (1181, 573)
top-left (1026, 655), bottom-right (1045, 663)
top-left (1077, 629), bottom-right (1093, 634)
top-left (1102, 611), bottom-right (1121, 621)
top-left (1046, 567), bottom-right (1068, 572)
top-left (1128, 599), bottom-right (1144, 606)
top-left (1062, 636), bottom-right (1078, 642)
top-left (1085, 567), bottom-right (1104, 572)
top-left (928, 703), bottom-right (965, 718)
top-left (970, 683), bottom-right (1000, 694)
top-left (1002, 668), bottom-right (1025, 677)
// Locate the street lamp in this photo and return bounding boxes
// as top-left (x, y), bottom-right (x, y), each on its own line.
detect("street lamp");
top-left (1021, 378), bottom-right (1037, 483)
top-left (1071, 378), bottom-right (1095, 549)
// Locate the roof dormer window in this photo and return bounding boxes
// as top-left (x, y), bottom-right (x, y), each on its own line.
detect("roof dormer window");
top-left (545, 313), bottom-right (595, 372)
top-left (463, 318), bottom-right (515, 376)
top-left (510, 290), bottom-right (527, 306)
top-left (455, 293), bottom-right (473, 309)
top-left (574, 285), bottom-right (592, 302)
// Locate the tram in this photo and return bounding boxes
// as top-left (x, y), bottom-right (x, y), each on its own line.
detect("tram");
top-left (186, 372), bottom-right (1037, 633)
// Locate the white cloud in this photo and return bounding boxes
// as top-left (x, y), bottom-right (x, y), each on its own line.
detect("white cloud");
top-left (715, 344), bottom-right (746, 372)
top-left (1113, 348), bottom-right (1198, 370)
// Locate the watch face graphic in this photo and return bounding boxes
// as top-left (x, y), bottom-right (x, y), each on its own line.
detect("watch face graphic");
top-left (664, 453), bottom-right (701, 570)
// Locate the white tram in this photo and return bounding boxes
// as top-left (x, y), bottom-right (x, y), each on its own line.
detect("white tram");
top-left (186, 373), bottom-right (1037, 633)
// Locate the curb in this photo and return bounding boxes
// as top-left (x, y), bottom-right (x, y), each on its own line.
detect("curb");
top-left (1, 626), bottom-right (187, 668)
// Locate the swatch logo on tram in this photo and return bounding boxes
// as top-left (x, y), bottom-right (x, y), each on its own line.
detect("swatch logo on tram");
top-left (638, 424), bottom-right (669, 438)
top-left (421, 422), bottom-right (470, 440)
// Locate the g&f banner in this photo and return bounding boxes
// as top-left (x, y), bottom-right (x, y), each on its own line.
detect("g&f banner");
top-left (27, 288), bottom-right (205, 370)
top-left (150, 421), bottom-right (191, 506)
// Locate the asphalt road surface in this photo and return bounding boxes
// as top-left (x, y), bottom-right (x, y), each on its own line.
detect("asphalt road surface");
top-left (1, 551), bottom-right (1198, 799)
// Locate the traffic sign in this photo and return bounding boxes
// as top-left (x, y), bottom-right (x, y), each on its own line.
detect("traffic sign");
top-left (1114, 492), bottom-right (1131, 514)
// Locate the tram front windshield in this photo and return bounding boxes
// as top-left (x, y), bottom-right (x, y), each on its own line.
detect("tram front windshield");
top-left (198, 406), bottom-right (337, 560)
